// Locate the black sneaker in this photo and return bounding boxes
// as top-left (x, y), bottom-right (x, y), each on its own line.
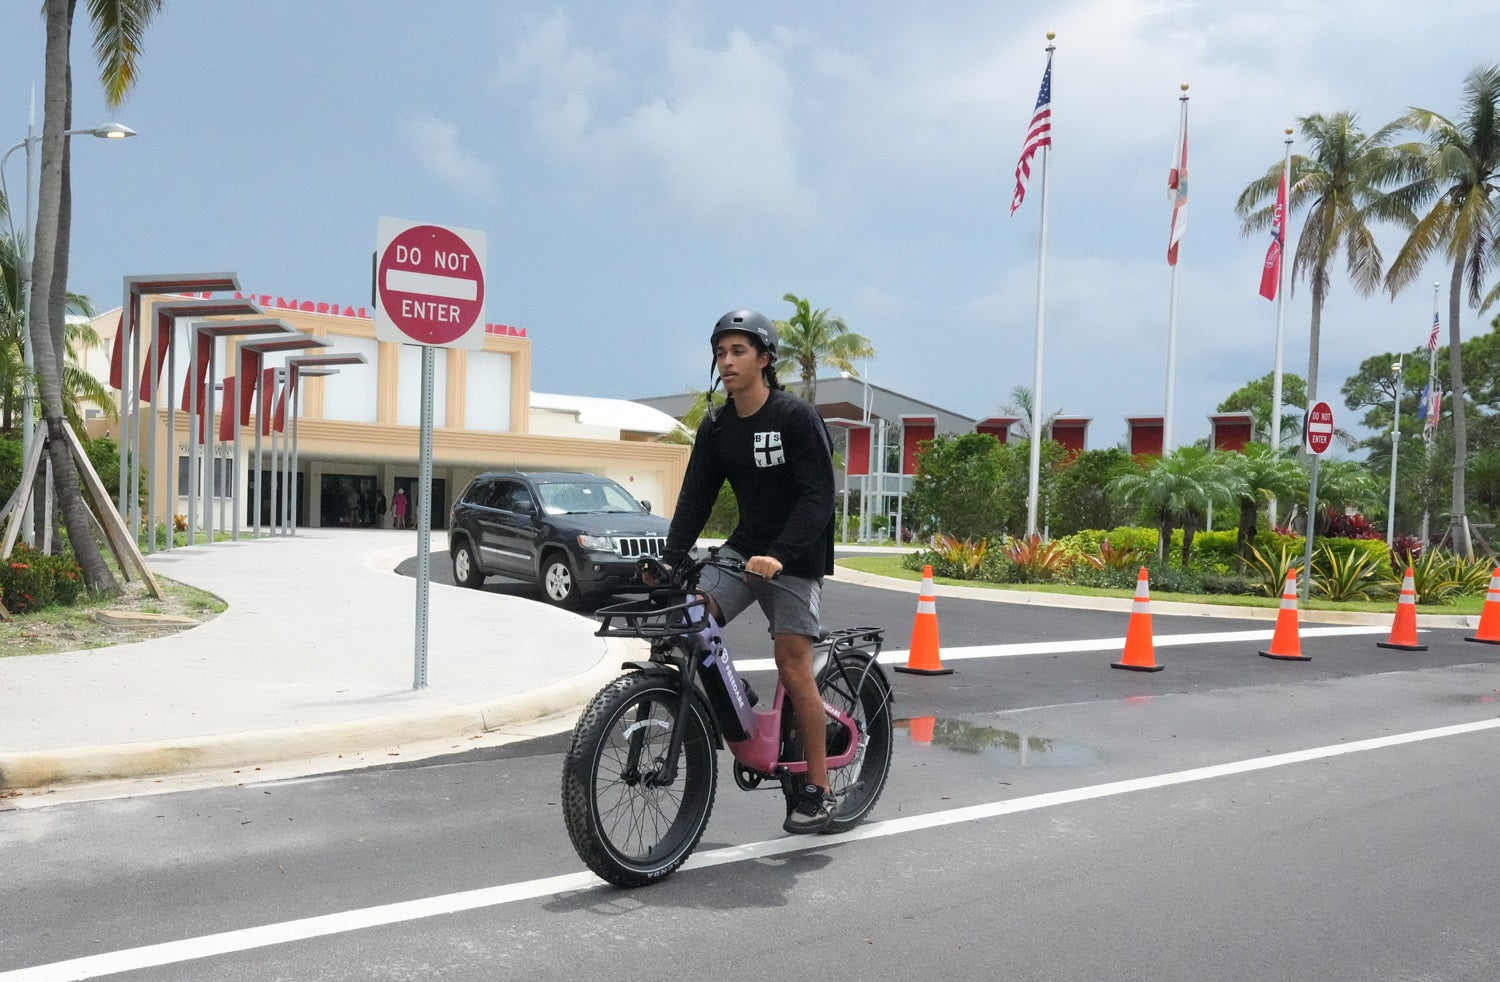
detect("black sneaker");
top-left (783, 784), bottom-right (836, 835)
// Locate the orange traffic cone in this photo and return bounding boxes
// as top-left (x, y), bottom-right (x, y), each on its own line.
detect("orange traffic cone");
top-left (1112, 567), bottom-right (1164, 672)
top-left (1259, 569), bottom-right (1310, 661)
top-left (1377, 567), bottom-right (1428, 651)
top-left (1465, 568), bottom-right (1500, 646)
top-left (895, 565), bottom-right (953, 675)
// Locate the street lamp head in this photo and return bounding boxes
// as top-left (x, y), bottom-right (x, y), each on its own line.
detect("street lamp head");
top-left (1392, 361), bottom-right (1402, 374)
top-left (92, 123), bottom-right (136, 139)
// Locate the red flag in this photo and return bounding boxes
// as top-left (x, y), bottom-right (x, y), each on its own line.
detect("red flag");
top-left (237, 347), bottom-right (262, 425)
top-left (108, 312), bottom-right (126, 390)
top-left (260, 366), bottom-right (277, 436)
top-left (1167, 123), bottom-right (1189, 265)
top-left (218, 376), bottom-right (237, 442)
top-left (273, 375), bottom-right (289, 433)
top-left (1259, 171), bottom-right (1286, 299)
top-left (181, 335), bottom-right (213, 407)
top-left (1010, 54), bottom-right (1053, 217)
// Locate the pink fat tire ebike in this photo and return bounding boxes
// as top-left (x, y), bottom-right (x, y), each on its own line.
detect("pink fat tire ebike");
top-left (561, 551), bottom-right (894, 888)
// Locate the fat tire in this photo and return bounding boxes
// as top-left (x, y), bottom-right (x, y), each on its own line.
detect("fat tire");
top-left (561, 672), bottom-right (718, 887)
top-left (820, 653), bottom-right (893, 834)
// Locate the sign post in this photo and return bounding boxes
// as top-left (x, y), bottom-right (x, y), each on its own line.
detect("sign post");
top-left (1299, 401), bottom-right (1335, 601)
top-left (374, 217), bottom-right (488, 689)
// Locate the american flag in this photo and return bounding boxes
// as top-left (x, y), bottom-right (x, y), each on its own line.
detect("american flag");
top-left (1010, 55), bottom-right (1053, 216)
top-left (1428, 311), bottom-right (1440, 350)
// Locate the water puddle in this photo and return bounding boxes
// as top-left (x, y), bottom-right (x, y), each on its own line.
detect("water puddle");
top-left (898, 716), bottom-right (1102, 767)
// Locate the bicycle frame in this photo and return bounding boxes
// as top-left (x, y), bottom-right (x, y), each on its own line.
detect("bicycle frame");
top-left (594, 561), bottom-right (887, 785)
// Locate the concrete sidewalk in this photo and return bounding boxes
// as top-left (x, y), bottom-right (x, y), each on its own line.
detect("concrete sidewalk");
top-left (0, 529), bottom-right (633, 793)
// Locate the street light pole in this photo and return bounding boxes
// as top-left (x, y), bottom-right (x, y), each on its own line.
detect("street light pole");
top-left (2, 106), bottom-right (135, 546)
top-left (1386, 358), bottom-right (1402, 547)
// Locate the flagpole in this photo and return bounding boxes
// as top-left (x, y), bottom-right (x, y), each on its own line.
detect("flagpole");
top-left (1420, 281), bottom-right (1440, 544)
top-left (1024, 33), bottom-right (1055, 538)
top-left (1268, 127), bottom-right (1293, 526)
top-left (1163, 83), bottom-right (1189, 451)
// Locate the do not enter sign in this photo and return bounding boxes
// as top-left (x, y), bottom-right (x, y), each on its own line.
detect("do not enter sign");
top-left (374, 218), bottom-right (487, 349)
top-left (1304, 401), bottom-right (1335, 455)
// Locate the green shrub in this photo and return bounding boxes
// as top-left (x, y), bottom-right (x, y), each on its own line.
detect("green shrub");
top-left (1, 545), bottom-right (58, 614)
top-left (1311, 543), bottom-right (1396, 602)
top-left (1185, 529), bottom-right (1239, 574)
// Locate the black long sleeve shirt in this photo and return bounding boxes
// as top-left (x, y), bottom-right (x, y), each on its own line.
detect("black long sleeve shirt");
top-left (665, 389), bottom-right (836, 579)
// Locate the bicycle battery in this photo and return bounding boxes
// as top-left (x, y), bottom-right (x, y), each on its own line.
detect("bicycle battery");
top-left (689, 601), bottom-right (756, 742)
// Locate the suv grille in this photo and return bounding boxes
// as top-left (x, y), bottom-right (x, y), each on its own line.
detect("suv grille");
top-left (614, 536), bottom-right (667, 559)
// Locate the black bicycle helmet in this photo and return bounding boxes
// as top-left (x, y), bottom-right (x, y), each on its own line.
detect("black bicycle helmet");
top-left (710, 309), bottom-right (777, 365)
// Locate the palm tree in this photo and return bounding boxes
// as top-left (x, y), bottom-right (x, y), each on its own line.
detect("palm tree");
top-left (1224, 443), bottom-right (1306, 564)
top-left (25, 0), bottom-right (162, 591)
top-left (1384, 65), bottom-right (1500, 558)
top-left (999, 384), bottom-right (1062, 441)
top-left (1236, 112), bottom-right (1419, 406)
top-left (775, 294), bottom-right (874, 402)
top-left (1109, 446), bottom-right (1236, 565)
top-left (1311, 458), bottom-right (1381, 533)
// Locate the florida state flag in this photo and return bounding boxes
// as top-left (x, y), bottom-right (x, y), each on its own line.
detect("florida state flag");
top-left (1259, 171), bottom-right (1287, 300)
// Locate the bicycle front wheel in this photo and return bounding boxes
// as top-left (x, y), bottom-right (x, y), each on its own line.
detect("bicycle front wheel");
top-left (561, 671), bottom-right (718, 887)
top-left (820, 653), bottom-right (893, 833)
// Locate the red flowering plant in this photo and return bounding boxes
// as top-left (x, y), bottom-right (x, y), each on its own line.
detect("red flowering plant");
top-left (0, 545), bottom-right (83, 614)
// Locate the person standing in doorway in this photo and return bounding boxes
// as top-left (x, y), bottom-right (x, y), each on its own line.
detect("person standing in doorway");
top-left (393, 487), bottom-right (409, 530)
top-left (376, 490), bottom-right (387, 529)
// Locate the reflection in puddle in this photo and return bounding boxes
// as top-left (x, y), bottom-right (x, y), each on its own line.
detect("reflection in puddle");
top-left (898, 716), bottom-right (1102, 767)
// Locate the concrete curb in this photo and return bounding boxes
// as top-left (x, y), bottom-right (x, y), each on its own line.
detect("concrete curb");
top-left (0, 649), bottom-right (630, 790)
top-left (833, 564), bottom-right (1481, 630)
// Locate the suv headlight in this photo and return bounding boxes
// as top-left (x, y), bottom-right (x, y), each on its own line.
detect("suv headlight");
top-left (577, 534), bottom-right (615, 552)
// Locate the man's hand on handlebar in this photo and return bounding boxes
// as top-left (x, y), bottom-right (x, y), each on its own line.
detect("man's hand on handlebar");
top-left (742, 555), bottom-right (782, 580)
top-left (636, 556), bottom-right (671, 587)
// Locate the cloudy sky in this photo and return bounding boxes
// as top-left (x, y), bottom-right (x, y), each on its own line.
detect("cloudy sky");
top-left (3, 0), bottom-right (1498, 448)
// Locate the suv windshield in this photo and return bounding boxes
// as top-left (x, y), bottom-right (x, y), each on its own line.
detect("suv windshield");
top-left (536, 481), bottom-right (641, 515)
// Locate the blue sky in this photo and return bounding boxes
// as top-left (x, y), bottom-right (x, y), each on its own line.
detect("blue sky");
top-left (3, 0), bottom-right (1498, 448)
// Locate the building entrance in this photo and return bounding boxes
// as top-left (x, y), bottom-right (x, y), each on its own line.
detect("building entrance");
top-left (320, 474), bottom-right (383, 528)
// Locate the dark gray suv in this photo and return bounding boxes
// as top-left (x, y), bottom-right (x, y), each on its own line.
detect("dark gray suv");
top-left (448, 471), bottom-right (670, 608)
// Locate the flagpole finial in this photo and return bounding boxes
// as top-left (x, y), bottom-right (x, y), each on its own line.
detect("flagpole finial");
top-left (1046, 31), bottom-right (1056, 40)
top-left (1180, 82), bottom-right (1190, 92)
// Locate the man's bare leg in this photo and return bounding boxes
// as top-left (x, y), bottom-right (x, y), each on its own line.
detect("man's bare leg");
top-left (774, 632), bottom-right (827, 791)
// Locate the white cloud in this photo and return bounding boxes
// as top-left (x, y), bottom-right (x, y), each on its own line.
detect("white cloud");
top-left (496, 18), bottom-right (815, 229)
top-left (400, 114), bottom-right (495, 201)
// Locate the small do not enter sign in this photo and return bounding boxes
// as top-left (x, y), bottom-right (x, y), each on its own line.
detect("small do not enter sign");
top-left (374, 218), bottom-right (487, 349)
top-left (1305, 401), bottom-right (1335, 455)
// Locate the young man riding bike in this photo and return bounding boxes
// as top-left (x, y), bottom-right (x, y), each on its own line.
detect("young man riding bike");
top-left (652, 309), bottom-right (839, 834)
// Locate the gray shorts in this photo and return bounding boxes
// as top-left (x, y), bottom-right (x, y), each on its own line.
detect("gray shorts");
top-left (696, 546), bottom-right (823, 640)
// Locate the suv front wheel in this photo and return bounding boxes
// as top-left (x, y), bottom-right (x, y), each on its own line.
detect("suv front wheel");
top-left (452, 540), bottom-right (485, 589)
top-left (540, 553), bottom-right (587, 608)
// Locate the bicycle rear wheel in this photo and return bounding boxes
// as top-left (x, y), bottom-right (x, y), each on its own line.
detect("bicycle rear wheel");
top-left (561, 672), bottom-right (718, 887)
top-left (819, 652), bottom-right (893, 833)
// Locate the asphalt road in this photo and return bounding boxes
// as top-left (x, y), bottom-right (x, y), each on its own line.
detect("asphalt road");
top-left (5, 572), bottom-right (1500, 981)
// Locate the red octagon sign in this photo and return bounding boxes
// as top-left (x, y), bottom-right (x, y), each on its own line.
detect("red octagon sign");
top-left (1305, 401), bottom-right (1335, 455)
top-left (374, 220), bottom-right (486, 348)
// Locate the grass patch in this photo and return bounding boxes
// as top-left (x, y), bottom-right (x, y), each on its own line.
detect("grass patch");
top-left (0, 575), bottom-right (226, 657)
top-left (837, 553), bottom-right (1485, 616)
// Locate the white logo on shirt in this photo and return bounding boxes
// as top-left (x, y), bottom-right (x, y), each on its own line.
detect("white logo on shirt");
top-left (754, 431), bottom-right (785, 467)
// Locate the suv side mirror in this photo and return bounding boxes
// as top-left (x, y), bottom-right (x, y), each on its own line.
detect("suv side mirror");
top-left (640, 499), bottom-right (652, 514)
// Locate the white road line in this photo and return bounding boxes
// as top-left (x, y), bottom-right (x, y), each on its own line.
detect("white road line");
top-left (6, 715), bottom-right (1498, 981)
top-left (732, 624), bottom-right (1391, 672)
